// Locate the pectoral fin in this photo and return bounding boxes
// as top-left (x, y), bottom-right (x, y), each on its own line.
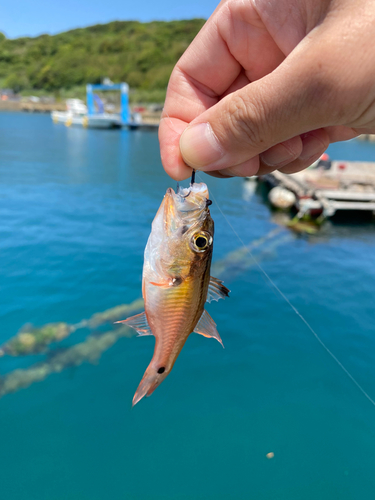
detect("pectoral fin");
top-left (207, 276), bottom-right (230, 303)
top-left (115, 311), bottom-right (153, 336)
top-left (150, 277), bottom-right (183, 288)
top-left (194, 310), bottom-right (224, 348)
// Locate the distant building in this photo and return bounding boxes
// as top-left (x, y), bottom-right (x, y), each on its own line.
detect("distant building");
top-left (0, 88), bottom-right (19, 101)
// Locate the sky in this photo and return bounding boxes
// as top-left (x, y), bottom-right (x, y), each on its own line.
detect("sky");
top-left (0, 0), bottom-right (218, 39)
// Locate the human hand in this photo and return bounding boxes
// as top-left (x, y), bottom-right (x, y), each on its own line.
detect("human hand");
top-left (159, 0), bottom-right (375, 180)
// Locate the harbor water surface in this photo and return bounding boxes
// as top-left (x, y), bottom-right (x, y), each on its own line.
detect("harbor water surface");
top-left (1, 112), bottom-right (375, 499)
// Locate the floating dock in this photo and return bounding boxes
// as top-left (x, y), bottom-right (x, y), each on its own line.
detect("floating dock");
top-left (260, 161), bottom-right (375, 219)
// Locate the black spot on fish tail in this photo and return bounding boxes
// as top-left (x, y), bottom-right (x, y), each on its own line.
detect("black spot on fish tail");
top-left (157, 367), bottom-right (165, 374)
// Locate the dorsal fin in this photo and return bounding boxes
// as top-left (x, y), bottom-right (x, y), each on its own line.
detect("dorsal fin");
top-left (115, 311), bottom-right (153, 336)
top-left (194, 309), bottom-right (224, 347)
top-left (207, 276), bottom-right (230, 303)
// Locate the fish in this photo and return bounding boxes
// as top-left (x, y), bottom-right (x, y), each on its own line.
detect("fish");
top-left (117, 181), bottom-right (229, 406)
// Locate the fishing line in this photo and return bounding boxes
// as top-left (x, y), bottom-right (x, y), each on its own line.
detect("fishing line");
top-left (196, 172), bottom-right (375, 408)
top-left (159, 112), bottom-right (374, 405)
top-left (161, 109), bottom-right (180, 136)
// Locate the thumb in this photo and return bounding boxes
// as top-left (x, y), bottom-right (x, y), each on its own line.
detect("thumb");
top-left (179, 51), bottom-right (334, 176)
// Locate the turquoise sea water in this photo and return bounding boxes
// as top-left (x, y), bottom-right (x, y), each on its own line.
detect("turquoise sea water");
top-left (1, 112), bottom-right (375, 500)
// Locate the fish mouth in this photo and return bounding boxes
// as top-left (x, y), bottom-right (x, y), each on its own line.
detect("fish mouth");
top-left (160, 183), bottom-right (213, 238)
top-left (173, 182), bottom-right (211, 213)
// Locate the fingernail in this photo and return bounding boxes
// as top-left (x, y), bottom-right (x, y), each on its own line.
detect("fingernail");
top-left (260, 143), bottom-right (296, 167)
top-left (299, 133), bottom-right (324, 161)
top-left (180, 123), bottom-right (224, 168)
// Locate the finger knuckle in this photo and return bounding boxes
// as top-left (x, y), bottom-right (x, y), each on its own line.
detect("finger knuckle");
top-left (225, 93), bottom-right (266, 148)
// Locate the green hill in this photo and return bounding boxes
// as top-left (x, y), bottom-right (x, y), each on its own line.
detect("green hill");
top-left (0, 19), bottom-right (205, 101)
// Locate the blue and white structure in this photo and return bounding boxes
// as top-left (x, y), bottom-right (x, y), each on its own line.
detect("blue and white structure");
top-left (86, 82), bottom-right (130, 125)
top-left (52, 81), bottom-right (158, 129)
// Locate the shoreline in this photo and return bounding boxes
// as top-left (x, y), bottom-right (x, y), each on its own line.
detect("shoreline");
top-left (0, 102), bottom-right (162, 125)
top-left (0, 100), bottom-right (65, 113)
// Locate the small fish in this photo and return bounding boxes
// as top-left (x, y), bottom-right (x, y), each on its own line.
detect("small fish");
top-left (117, 181), bottom-right (229, 406)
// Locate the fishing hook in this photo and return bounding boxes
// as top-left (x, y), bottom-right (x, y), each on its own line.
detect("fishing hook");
top-left (177, 182), bottom-right (190, 199)
top-left (190, 169), bottom-right (196, 186)
top-left (177, 169), bottom-right (196, 199)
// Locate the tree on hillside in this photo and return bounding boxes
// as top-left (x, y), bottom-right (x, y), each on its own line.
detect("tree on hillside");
top-left (0, 19), bottom-right (205, 100)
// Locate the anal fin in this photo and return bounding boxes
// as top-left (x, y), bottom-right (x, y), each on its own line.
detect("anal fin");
top-left (115, 311), bottom-right (153, 336)
top-left (207, 276), bottom-right (230, 303)
top-left (194, 309), bottom-right (224, 347)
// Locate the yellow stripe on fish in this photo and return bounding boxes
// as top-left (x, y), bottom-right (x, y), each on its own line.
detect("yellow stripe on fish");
top-left (116, 182), bottom-right (229, 406)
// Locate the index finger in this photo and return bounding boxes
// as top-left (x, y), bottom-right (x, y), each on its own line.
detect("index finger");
top-left (159, 4), bottom-right (242, 180)
top-left (159, 0), bottom-right (285, 180)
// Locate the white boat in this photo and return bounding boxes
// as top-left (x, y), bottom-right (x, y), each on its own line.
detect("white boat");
top-left (52, 99), bottom-right (121, 129)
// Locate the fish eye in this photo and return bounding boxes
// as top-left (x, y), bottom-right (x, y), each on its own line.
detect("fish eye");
top-left (196, 236), bottom-right (207, 248)
top-left (157, 367), bottom-right (165, 374)
top-left (191, 232), bottom-right (212, 252)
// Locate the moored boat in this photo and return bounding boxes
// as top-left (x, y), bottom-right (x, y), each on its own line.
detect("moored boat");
top-left (51, 99), bottom-right (121, 129)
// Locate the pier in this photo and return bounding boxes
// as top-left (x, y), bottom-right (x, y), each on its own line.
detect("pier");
top-left (260, 160), bottom-right (375, 219)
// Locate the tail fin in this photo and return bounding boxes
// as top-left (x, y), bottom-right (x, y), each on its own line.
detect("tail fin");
top-left (132, 364), bottom-right (168, 407)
